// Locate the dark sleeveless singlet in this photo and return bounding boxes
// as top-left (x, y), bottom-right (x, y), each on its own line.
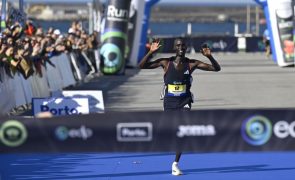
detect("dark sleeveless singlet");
top-left (163, 57), bottom-right (192, 111)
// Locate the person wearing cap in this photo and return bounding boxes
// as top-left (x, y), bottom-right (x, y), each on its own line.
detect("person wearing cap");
top-left (138, 37), bottom-right (221, 176)
top-left (53, 29), bottom-right (61, 39)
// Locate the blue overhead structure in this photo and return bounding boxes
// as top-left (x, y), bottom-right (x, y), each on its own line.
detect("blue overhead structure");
top-left (1, 0), bottom-right (25, 31)
top-left (1, 0), bottom-right (7, 31)
top-left (137, 0), bottom-right (159, 62)
top-left (254, 0), bottom-right (277, 62)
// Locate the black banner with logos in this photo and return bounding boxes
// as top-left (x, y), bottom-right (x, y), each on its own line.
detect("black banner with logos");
top-left (159, 37), bottom-right (191, 53)
top-left (1, 109), bottom-right (295, 153)
top-left (159, 36), bottom-right (238, 53)
top-left (246, 37), bottom-right (266, 52)
top-left (190, 36), bottom-right (238, 52)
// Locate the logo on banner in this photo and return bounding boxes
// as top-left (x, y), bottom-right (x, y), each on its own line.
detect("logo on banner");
top-left (107, 5), bottom-right (129, 22)
top-left (274, 121), bottom-right (295, 139)
top-left (33, 98), bottom-right (89, 116)
top-left (117, 122), bottom-right (153, 142)
top-left (0, 120), bottom-right (28, 147)
top-left (241, 115), bottom-right (272, 146)
top-left (100, 43), bottom-right (124, 74)
top-left (176, 125), bottom-right (216, 138)
top-left (204, 40), bottom-right (227, 50)
top-left (55, 126), bottom-right (93, 141)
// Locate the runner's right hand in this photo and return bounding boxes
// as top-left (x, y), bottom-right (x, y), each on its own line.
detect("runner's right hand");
top-left (149, 38), bottom-right (161, 53)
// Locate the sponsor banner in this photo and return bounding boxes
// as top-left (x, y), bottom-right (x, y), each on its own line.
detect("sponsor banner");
top-left (100, 0), bottom-right (131, 75)
top-left (159, 37), bottom-right (238, 53)
top-left (55, 125), bottom-right (93, 141)
top-left (266, 0), bottom-right (294, 66)
top-left (32, 97), bottom-right (89, 116)
top-left (2, 109), bottom-right (295, 152)
top-left (191, 36), bottom-right (238, 52)
top-left (62, 90), bottom-right (105, 113)
top-left (0, 120), bottom-right (28, 147)
top-left (246, 37), bottom-right (266, 52)
top-left (117, 122), bottom-right (153, 142)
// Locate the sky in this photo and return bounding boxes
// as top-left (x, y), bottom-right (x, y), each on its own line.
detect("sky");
top-left (158, 0), bottom-right (257, 6)
top-left (8, 0), bottom-right (258, 6)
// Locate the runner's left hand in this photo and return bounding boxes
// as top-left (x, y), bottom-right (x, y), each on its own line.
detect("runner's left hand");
top-left (201, 47), bottom-right (211, 57)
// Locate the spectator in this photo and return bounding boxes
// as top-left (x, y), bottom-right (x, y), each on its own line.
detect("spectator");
top-left (263, 29), bottom-right (271, 57)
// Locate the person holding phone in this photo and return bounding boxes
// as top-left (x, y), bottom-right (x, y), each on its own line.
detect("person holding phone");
top-left (138, 37), bottom-right (221, 176)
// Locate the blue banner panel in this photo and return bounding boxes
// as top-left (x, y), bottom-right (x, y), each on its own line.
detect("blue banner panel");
top-left (137, 0), bottom-right (160, 62)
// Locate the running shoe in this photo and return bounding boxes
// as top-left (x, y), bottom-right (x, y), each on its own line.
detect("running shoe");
top-left (172, 162), bottom-right (183, 176)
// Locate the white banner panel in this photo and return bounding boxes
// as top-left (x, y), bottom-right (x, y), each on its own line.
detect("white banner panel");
top-left (33, 97), bottom-right (89, 116)
top-left (267, 0), bottom-right (294, 66)
top-left (62, 90), bottom-right (105, 113)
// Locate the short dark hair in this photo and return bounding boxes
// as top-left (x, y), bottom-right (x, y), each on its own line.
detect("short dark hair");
top-left (173, 37), bottom-right (186, 47)
top-left (173, 37), bottom-right (186, 50)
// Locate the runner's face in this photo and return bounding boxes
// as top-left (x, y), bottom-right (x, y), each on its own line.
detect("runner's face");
top-left (175, 40), bottom-right (186, 57)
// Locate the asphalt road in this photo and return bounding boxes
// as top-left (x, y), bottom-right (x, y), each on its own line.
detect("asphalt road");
top-left (71, 52), bottom-right (295, 112)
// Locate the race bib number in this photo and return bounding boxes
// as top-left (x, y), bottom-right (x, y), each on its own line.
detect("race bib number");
top-left (167, 84), bottom-right (186, 96)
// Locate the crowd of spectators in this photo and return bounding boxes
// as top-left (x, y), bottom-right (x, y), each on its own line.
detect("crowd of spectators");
top-left (0, 19), bottom-right (100, 83)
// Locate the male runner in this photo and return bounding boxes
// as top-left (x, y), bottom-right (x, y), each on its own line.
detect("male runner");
top-left (138, 37), bottom-right (221, 175)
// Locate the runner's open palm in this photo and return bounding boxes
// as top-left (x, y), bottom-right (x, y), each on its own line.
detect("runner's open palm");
top-left (150, 40), bottom-right (161, 53)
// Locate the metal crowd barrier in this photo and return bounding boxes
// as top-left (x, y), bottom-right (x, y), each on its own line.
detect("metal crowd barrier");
top-left (0, 49), bottom-right (100, 115)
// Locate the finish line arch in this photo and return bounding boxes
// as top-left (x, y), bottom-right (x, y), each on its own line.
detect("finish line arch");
top-left (101, 0), bottom-right (294, 72)
top-left (132, 0), bottom-right (294, 68)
